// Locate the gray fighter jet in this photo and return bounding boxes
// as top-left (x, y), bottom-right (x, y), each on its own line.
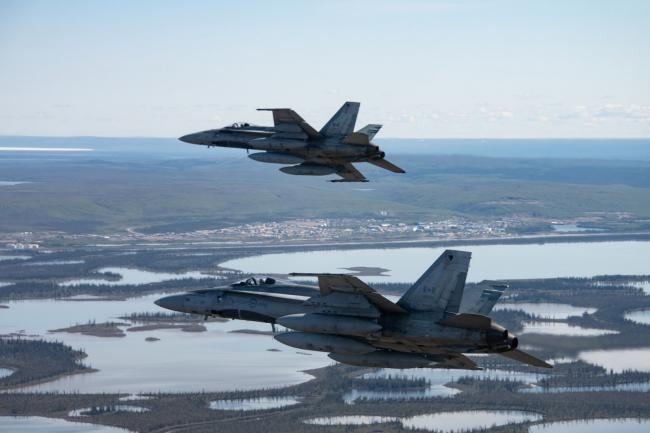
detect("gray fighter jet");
top-left (155, 250), bottom-right (551, 370)
top-left (179, 102), bottom-right (405, 182)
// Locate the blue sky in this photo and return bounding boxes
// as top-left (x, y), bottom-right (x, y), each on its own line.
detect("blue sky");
top-left (1, 0), bottom-right (649, 137)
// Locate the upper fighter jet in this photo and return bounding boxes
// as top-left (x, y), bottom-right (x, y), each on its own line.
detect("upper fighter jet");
top-left (156, 250), bottom-right (552, 370)
top-left (179, 102), bottom-right (405, 182)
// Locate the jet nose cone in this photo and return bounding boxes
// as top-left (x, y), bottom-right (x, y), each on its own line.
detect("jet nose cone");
top-left (178, 134), bottom-right (196, 144)
top-left (154, 294), bottom-right (184, 312)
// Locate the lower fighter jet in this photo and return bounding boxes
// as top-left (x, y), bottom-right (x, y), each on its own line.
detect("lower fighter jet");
top-left (179, 101), bottom-right (404, 182)
top-left (155, 250), bottom-right (551, 370)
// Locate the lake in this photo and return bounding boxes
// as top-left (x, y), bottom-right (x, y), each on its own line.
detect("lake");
top-left (60, 267), bottom-right (217, 286)
top-left (3, 239), bottom-right (650, 395)
top-left (529, 418), bottom-right (650, 433)
top-left (221, 241), bottom-right (650, 283)
top-left (625, 309), bottom-right (650, 325)
top-left (494, 303), bottom-right (597, 319)
top-left (305, 410), bottom-right (542, 431)
top-left (0, 416), bottom-right (131, 433)
top-left (578, 348), bottom-right (650, 373)
top-left (209, 396), bottom-right (301, 410)
top-left (0, 294), bottom-right (329, 393)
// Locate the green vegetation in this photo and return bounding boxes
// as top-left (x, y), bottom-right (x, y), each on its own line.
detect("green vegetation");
top-left (0, 338), bottom-right (92, 389)
top-left (2, 154), bottom-right (650, 233)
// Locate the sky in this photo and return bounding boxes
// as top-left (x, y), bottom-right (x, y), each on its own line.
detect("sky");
top-left (1, 0), bottom-right (649, 138)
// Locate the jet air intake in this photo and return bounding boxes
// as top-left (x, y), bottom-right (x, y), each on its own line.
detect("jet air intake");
top-left (274, 331), bottom-right (375, 355)
top-left (277, 313), bottom-right (381, 337)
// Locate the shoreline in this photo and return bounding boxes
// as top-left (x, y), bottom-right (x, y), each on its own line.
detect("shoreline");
top-left (75, 231), bottom-right (650, 253)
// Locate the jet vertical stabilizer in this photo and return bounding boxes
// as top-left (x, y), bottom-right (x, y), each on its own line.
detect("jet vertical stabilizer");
top-left (320, 101), bottom-right (360, 137)
top-left (397, 250), bottom-right (471, 313)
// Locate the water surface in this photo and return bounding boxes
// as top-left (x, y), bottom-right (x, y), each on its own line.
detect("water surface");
top-left (625, 309), bottom-right (650, 325)
top-left (401, 410), bottom-right (542, 432)
top-left (0, 416), bottom-right (131, 432)
top-left (578, 348), bottom-right (650, 373)
top-left (522, 382), bottom-right (650, 394)
top-left (305, 415), bottom-right (398, 425)
top-left (520, 321), bottom-right (618, 337)
top-left (0, 294), bottom-right (329, 393)
top-left (494, 303), bottom-right (596, 319)
top-left (530, 418), bottom-right (650, 433)
top-left (61, 267), bottom-right (215, 286)
top-left (209, 396), bottom-right (301, 410)
top-left (221, 241), bottom-right (650, 283)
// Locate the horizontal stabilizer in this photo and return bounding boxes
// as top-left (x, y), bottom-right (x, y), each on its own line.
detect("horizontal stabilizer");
top-left (499, 349), bottom-right (553, 368)
top-left (342, 132), bottom-right (370, 145)
top-left (367, 158), bottom-right (405, 174)
top-left (439, 313), bottom-right (492, 330)
top-left (357, 124), bottom-right (382, 141)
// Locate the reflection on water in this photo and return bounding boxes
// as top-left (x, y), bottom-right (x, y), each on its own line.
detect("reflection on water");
top-left (0, 294), bottom-right (329, 393)
top-left (69, 405), bottom-right (149, 417)
top-left (631, 281), bottom-right (650, 295)
top-left (25, 260), bottom-right (84, 266)
top-left (343, 385), bottom-right (459, 404)
top-left (522, 382), bottom-right (650, 394)
top-left (530, 418), bottom-right (650, 433)
top-left (221, 241), bottom-right (650, 283)
top-left (61, 267), bottom-right (215, 286)
top-left (209, 396), bottom-right (301, 410)
top-left (494, 303), bottom-right (597, 320)
top-left (520, 321), bottom-right (618, 337)
top-left (579, 348), bottom-right (650, 373)
top-left (305, 415), bottom-right (398, 425)
top-left (305, 411), bottom-right (542, 431)
top-left (344, 368), bottom-right (543, 404)
top-left (552, 224), bottom-right (604, 233)
top-left (625, 309), bottom-right (650, 325)
top-left (363, 367), bottom-right (543, 385)
top-left (0, 255), bottom-right (30, 261)
top-left (401, 410), bottom-right (542, 432)
top-left (0, 416), bottom-right (132, 433)
top-left (118, 394), bottom-right (154, 402)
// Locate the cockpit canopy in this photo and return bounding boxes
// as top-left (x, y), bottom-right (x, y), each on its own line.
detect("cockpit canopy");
top-left (232, 276), bottom-right (276, 287)
top-left (226, 122), bottom-right (252, 129)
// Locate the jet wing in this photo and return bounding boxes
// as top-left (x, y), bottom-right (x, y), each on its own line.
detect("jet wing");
top-left (289, 273), bottom-right (408, 314)
top-left (436, 353), bottom-right (481, 370)
top-left (499, 349), bottom-right (553, 369)
top-left (367, 157), bottom-right (406, 173)
top-left (257, 108), bottom-right (321, 139)
top-left (331, 162), bottom-right (368, 183)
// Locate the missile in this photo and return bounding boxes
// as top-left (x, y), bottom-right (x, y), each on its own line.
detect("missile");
top-left (277, 313), bottom-right (381, 337)
top-left (280, 164), bottom-right (337, 176)
top-left (248, 152), bottom-right (305, 165)
top-left (274, 331), bottom-right (375, 355)
top-left (328, 351), bottom-right (447, 369)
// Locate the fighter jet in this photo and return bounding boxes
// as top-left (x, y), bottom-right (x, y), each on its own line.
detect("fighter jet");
top-left (179, 102), bottom-right (405, 182)
top-left (155, 250), bottom-right (551, 370)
